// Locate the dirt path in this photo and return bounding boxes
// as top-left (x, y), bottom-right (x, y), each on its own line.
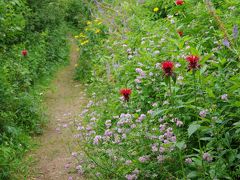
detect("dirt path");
top-left (28, 38), bottom-right (87, 180)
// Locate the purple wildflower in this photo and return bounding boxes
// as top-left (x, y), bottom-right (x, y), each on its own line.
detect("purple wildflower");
top-left (233, 25), bottom-right (238, 39)
top-left (64, 163), bottom-right (71, 169)
top-left (157, 155), bottom-right (165, 163)
top-left (185, 158), bottom-right (192, 164)
top-left (135, 68), bottom-right (146, 78)
top-left (62, 124), bottom-right (68, 128)
top-left (138, 155), bottom-right (149, 163)
top-left (151, 144), bottom-right (158, 152)
top-left (221, 94), bottom-right (228, 101)
top-left (159, 146), bottom-right (165, 153)
top-left (135, 78), bottom-right (141, 83)
top-left (171, 136), bottom-right (176, 142)
top-left (176, 120), bottom-right (183, 127)
top-left (199, 110), bottom-right (208, 118)
top-left (147, 110), bottom-right (154, 115)
top-left (132, 169), bottom-right (140, 174)
top-left (222, 38), bottom-right (230, 48)
top-left (163, 139), bottom-right (169, 144)
top-left (71, 152), bottom-right (78, 157)
top-left (203, 152), bottom-right (213, 162)
top-left (125, 174), bottom-right (137, 180)
top-left (136, 114), bottom-right (146, 123)
top-left (76, 165), bottom-right (84, 175)
top-left (104, 129), bottom-right (113, 137)
top-left (159, 124), bottom-right (166, 131)
top-left (131, 124), bottom-right (136, 129)
top-left (125, 160), bottom-right (132, 165)
top-left (93, 135), bottom-right (102, 145)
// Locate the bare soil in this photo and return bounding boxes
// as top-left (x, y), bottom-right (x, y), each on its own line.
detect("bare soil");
top-left (27, 38), bottom-right (87, 180)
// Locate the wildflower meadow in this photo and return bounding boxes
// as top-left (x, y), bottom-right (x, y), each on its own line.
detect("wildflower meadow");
top-left (0, 0), bottom-right (240, 179)
top-left (73, 0), bottom-right (240, 179)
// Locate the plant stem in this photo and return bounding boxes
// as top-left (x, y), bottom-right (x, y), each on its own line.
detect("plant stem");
top-left (197, 132), bottom-right (207, 179)
top-left (179, 150), bottom-right (187, 179)
top-left (169, 77), bottom-right (173, 105)
top-left (193, 71), bottom-right (197, 106)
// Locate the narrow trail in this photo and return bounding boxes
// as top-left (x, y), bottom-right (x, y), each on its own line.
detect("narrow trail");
top-left (28, 38), bottom-right (87, 180)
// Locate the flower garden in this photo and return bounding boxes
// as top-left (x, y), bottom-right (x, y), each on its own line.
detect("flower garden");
top-left (1, 0), bottom-right (240, 179)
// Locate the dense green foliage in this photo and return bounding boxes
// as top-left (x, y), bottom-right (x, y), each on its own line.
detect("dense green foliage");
top-left (74, 0), bottom-right (240, 179)
top-left (0, 0), bottom-right (88, 178)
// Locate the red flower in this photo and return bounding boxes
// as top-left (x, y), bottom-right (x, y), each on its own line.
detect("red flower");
top-left (162, 61), bottom-right (174, 76)
top-left (177, 31), bottom-right (183, 37)
top-left (120, 88), bottom-right (132, 101)
top-left (186, 55), bottom-right (200, 71)
top-left (176, 0), bottom-right (184, 5)
top-left (21, 49), bottom-right (28, 56)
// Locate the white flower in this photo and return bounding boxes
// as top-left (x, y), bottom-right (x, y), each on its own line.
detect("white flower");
top-left (155, 63), bottom-right (161, 69)
top-left (185, 158), bottom-right (192, 164)
top-left (175, 63), bottom-right (181, 68)
top-left (149, 72), bottom-right (154, 76)
top-left (153, 50), bottom-right (160, 55)
top-left (221, 94), bottom-right (228, 101)
top-left (135, 78), bottom-right (141, 83)
top-left (152, 102), bottom-right (158, 107)
top-left (163, 100), bottom-right (169, 105)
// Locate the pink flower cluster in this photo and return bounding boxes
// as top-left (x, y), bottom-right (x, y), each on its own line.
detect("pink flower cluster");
top-left (136, 114), bottom-right (146, 123)
top-left (125, 169), bottom-right (140, 180)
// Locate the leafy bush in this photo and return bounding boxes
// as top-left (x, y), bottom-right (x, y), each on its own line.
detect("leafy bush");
top-left (65, 0), bottom-right (91, 29)
top-left (0, 0), bottom-right (79, 178)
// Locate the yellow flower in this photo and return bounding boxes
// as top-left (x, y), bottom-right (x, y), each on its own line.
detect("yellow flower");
top-left (74, 35), bottom-right (79, 39)
top-left (86, 21), bottom-right (92, 25)
top-left (153, 7), bottom-right (159, 12)
top-left (80, 40), bottom-right (89, 45)
top-left (79, 33), bottom-right (86, 38)
top-left (95, 29), bottom-right (101, 34)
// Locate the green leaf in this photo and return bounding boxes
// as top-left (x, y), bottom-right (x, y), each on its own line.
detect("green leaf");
top-left (175, 141), bottom-right (186, 150)
top-left (236, 154), bottom-right (240, 159)
top-left (206, 88), bottom-right (215, 98)
top-left (188, 124), bottom-right (201, 137)
top-left (200, 137), bottom-right (212, 141)
top-left (201, 53), bottom-right (213, 64)
top-left (233, 121), bottom-right (240, 127)
top-left (187, 171), bottom-right (199, 178)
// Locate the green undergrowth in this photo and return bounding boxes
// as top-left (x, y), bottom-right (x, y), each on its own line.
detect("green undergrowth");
top-left (0, 0), bottom-right (88, 178)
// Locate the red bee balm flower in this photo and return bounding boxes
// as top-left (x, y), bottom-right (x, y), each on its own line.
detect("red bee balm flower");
top-left (120, 88), bottom-right (132, 101)
top-left (177, 31), bottom-right (183, 37)
top-left (21, 49), bottom-right (28, 56)
top-left (162, 61), bottom-right (174, 77)
top-left (186, 55), bottom-right (200, 71)
top-left (176, 0), bottom-right (184, 5)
